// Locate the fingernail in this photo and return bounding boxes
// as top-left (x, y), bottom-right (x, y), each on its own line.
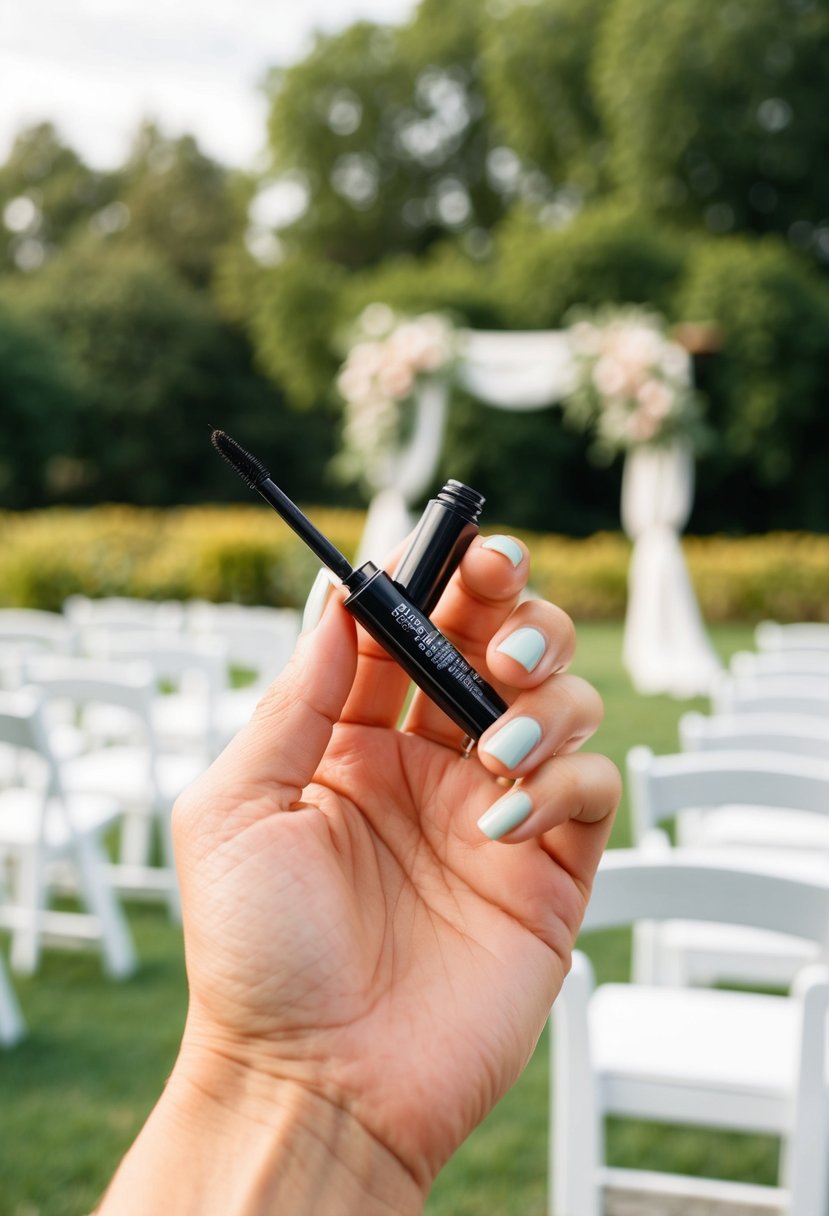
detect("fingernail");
top-left (477, 789), bottom-right (533, 840)
top-left (496, 627), bottom-right (546, 673)
top-left (481, 716), bottom-right (542, 769)
top-left (481, 535), bottom-right (523, 567)
top-left (302, 568), bottom-right (338, 633)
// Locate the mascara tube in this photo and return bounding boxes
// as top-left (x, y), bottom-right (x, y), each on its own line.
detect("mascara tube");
top-left (344, 562), bottom-right (506, 739)
top-left (393, 480), bottom-right (484, 614)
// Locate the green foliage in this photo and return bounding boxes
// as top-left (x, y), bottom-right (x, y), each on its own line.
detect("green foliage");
top-left (490, 203), bottom-right (688, 328)
top-left (595, 0), bottom-right (829, 251)
top-left (481, 0), bottom-right (609, 197)
top-left (112, 123), bottom-right (238, 289)
top-left (1, 242), bottom-right (333, 506)
top-left (0, 302), bottom-right (83, 507)
top-left (680, 234), bottom-right (829, 529)
top-left (0, 123), bottom-right (118, 274)
top-left (262, 0), bottom-right (504, 269)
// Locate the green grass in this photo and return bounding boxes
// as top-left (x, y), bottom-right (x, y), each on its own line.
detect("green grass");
top-left (0, 623), bottom-right (766, 1216)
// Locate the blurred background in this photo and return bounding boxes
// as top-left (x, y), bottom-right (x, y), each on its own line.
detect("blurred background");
top-left (2, 4), bottom-right (829, 1214)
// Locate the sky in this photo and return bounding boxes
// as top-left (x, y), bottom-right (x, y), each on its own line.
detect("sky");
top-left (0, 0), bottom-right (419, 171)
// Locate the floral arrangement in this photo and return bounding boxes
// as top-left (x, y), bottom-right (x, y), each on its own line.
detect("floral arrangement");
top-left (561, 306), bottom-right (704, 460)
top-left (336, 303), bottom-right (457, 485)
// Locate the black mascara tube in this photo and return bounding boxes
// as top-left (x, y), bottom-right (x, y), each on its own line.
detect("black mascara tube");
top-left (344, 562), bottom-right (506, 739)
top-left (393, 481), bottom-right (484, 614)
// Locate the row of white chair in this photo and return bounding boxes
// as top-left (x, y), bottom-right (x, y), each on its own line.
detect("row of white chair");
top-left (0, 601), bottom-right (302, 1046)
top-left (550, 630), bottom-right (829, 1216)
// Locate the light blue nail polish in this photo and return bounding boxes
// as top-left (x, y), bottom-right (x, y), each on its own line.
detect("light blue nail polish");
top-left (481, 716), bottom-right (542, 769)
top-left (302, 568), bottom-right (337, 633)
top-left (481, 535), bottom-right (523, 567)
top-left (496, 627), bottom-right (546, 673)
top-left (477, 790), bottom-right (533, 840)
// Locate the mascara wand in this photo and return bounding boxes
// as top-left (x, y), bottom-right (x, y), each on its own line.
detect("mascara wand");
top-left (210, 428), bottom-right (353, 584)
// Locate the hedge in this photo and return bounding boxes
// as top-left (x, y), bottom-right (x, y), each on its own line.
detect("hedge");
top-left (0, 507), bottom-right (827, 624)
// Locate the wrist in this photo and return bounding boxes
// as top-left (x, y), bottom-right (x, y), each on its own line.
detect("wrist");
top-left (98, 1037), bottom-right (425, 1216)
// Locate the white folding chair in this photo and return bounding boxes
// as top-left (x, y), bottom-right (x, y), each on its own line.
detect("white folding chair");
top-left (756, 621), bottom-right (829, 654)
top-left (0, 689), bottom-right (137, 977)
top-left (712, 672), bottom-right (829, 718)
top-left (627, 746), bottom-right (829, 987)
top-left (680, 709), bottom-right (829, 762)
top-left (550, 850), bottom-right (829, 1216)
top-left (23, 656), bottom-right (204, 920)
top-left (187, 602), bottom-right (300, 747)
top-left (84, 631), bottom-right (227, 762)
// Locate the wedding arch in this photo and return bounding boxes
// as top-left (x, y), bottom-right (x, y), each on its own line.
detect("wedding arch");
top-left (347, 322), bottom-right (721, 699)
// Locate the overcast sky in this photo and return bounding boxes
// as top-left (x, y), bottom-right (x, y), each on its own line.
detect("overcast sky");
top-left (0, 0), bottom-right (418, 170)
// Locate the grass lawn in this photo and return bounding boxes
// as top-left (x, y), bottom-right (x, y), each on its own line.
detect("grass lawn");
top-left (0, 622), bottom-right (766, 1216)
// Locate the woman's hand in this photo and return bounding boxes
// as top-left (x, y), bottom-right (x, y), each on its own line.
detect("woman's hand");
top-left (98, 535), bottom-right (619, 1215)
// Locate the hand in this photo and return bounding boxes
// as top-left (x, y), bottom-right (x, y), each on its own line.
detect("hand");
top-left (100, 536), bottom-right (619, 1215)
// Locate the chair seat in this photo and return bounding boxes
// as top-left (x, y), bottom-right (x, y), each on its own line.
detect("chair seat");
top-left (648, 919), bottom-right (821, 985)
top-left (61, 746), bottom-right (203, 807)
top-left (678, 805), bottom-right (829, 852)
top-left (0, 788), bottom-right (121, 849)
top-left (591, 983), bottom-right (805, 1133)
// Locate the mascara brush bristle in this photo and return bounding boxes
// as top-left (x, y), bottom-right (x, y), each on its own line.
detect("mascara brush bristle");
top-left (210, 429), bottom-right (270, 490)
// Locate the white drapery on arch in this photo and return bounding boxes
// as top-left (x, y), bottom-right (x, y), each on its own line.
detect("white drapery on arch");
top-left (355, 328), bottom-right (721, 698)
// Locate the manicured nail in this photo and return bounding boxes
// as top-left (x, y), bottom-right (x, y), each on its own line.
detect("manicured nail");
top-left (496, 627), bottom-right (546, 673)
top-left (481, 535), bottom-right (523, 567)
top-left (302, 568), bottom-right (337, 632)
top-left (481, 716), bottom-right (542, 769)
top-left (477, 789), bottom-right (533, 840)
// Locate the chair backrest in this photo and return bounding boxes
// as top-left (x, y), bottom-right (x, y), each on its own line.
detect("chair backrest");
top-left (731, 649), bottom-right (829, 680)
top-left (86, 632), bottom-right (227, 694)
top-left (756, 621), bottom-right (829, 654)
top-left (680, 709), bottom-right (829, 761)
top-left (583, 849), bottom-right (829, 950)
top-left (626, 744), bottom-right (829, 843)
top-left (0, 608), bottom-right (73, 653)
top-left (23, 655), bottom-right (157, 719)
top-left (712, 672), bottom-right (829, 718)
top-left (187, 603), bottom-right (300, 680)
top-left (63, 595), bottom-right (184, 632)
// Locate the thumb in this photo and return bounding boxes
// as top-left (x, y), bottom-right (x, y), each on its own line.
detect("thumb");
top-left (198, 597), bottom-right (358, 818)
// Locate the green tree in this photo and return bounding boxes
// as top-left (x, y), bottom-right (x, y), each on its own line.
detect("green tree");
top-left (595, 0), bottom-right (829, 256)
top-left (115, 123), bottom-right (238, 289)
top-left (0, 123), bottom-right (117, 274)
top-left (680, 234), bottom-right (829, 531)
top-left (481, 0), bottom-right (609, 201)
top-left (0, 301), bottom-right (83, 507)
top-left (5, 243), bottom-right (333, 506)
top-left (260, 0), bottom-right (505, 269)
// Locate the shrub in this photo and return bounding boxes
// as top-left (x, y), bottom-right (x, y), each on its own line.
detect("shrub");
top-left (1, 507), bottom-right (827, 624)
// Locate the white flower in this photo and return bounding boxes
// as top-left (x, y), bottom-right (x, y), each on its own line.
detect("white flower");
top-left (358, 302), bottom-right (396, 338)
top-left (637, 378), bottom-right (675, 420)
top-left (592, 355), bottom-right (629, 398)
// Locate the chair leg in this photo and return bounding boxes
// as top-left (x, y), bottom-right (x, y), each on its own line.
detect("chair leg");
top-left (120, 812), bottom-right (153, 867)
top-left (0, 958), bottom-right (26, 1047)
top-left (10, 848), bottom-right (46, 975)
top-left (784, 968), bottom-right (829, 1216)
top-left (73, 838), bottom-right (138, 979)
top-left (549, 954), bottom-right (603, 1216)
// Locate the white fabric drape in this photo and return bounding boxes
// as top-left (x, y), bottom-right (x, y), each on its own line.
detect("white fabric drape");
top-left (356, 327), bottom-right (720, 698)
top-left (621, 440), bottom-right (722, 696)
